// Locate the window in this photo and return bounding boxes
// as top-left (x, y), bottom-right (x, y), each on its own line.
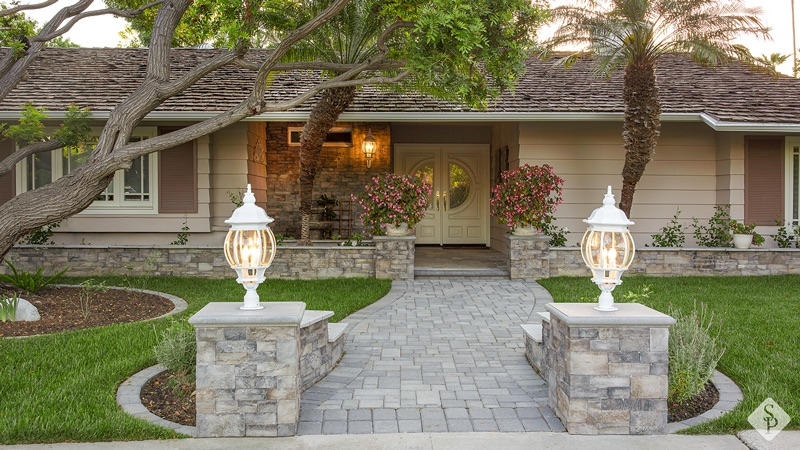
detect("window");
top-left (17, 128), bottom-right (158, 213)
top-left (786, 137), bottom-right (800, 225)
top-left (287, 127), bottom-right (352, 146)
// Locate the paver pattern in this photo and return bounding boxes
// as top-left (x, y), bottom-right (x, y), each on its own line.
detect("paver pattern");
top-left (299, 280), bottom-right (565, 434)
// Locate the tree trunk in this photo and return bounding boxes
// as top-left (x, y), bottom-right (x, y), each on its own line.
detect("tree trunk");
top-left (298, 86), bottom-right (356, 245)
top-left (619, 61), bottom-right (661, 218)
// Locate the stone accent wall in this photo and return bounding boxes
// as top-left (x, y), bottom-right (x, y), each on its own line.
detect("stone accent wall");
top-left (507, 235), bottom-right (550, 280)
top-left (190, 302), bottom-right (304, 437)
top-left (264, 122), bottom-right (392, 238)
top-left (548, 247), bottom-right (800, 277)
top-left (3, 239), bottom-right (413, 280)
top-left (299, 318), bottom-right (345, 390)
top-left (373, 236), bottom-right (415, 280)
top-left (541, 303), bottom-right (675, 435)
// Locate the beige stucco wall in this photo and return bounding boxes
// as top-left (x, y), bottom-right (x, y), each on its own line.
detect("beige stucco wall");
top-left (515, 121), bottom-right (725, 247)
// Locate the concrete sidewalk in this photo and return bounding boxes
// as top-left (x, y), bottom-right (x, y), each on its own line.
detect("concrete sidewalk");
top-left (0, 432), bottom-right (767, 450)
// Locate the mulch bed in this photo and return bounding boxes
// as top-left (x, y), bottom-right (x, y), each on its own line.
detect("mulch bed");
top-left (668, 381), bottom-right (720, 423)
top-left (140, 369), bottom-right (196, 426)
top-left (0, 285), bottom-right (174, 337)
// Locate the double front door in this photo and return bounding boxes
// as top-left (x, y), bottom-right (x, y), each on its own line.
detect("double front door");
top-left (394, 144), bottom-right (489, 245)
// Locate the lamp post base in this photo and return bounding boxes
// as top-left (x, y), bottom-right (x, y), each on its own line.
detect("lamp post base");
top-left (594, 289), bottom-right (618, 312)
top-left (240, 286), bottom-right (264, 310)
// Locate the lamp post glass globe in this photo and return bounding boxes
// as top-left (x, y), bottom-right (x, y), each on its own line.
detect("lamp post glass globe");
top-left (224, 184), bottom-right (277, 310)
top-left (580, 186), bottom-right (635, 312)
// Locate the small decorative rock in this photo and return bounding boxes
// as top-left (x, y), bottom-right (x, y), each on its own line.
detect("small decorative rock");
top-left (14, 298), bottom-right (41, 322)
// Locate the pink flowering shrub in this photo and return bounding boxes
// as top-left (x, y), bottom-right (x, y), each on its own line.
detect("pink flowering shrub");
top-left (490, 164), bottom-right (565, 231)
top-left (353, 173), bottom-right (432, 235)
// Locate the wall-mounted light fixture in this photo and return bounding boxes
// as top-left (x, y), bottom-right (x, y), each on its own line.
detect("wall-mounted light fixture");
top-left (363, 129), bottom-right (376, 168)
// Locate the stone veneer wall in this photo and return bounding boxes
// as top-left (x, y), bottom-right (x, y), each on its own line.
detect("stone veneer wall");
top-left (3, 239), bottom-right (414, 280)
top-left (264, 122), bottom-right (392, 238)
top-left (299, 319), bottom-right (345, 390)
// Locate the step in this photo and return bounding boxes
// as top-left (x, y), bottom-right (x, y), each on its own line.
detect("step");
top-left (414, 268), bottom-right (510, 279)
top-left (537, 311), bottom-right (551, 323)
top-left (327, 322), bottom-right (348, 343)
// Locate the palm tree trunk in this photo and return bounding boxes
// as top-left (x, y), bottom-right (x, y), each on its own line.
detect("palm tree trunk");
top-left (619, 61), bottom-right (661, 218)
top-left (298, 86), bottom-right (356, 245)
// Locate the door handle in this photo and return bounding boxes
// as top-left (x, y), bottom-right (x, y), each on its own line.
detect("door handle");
top-left (443, 191), bottom-right (447, 211)
top-left (436, 191), bottom-right (440, 211)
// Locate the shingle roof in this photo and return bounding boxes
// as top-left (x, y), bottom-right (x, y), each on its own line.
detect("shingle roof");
top-left (1, 47), bottom-right (799, 124)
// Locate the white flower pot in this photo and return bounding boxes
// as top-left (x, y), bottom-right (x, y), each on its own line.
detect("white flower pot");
top-left (732, 233), bottom-right (753, 249)
top-left (512, 224), bottom-right (538, 236)
top-left (385, 223), bottom-right (409, 236)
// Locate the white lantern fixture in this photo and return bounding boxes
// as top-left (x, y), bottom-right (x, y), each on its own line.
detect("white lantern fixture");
top-left (362, 129), bottom-right (376, 168)
top-left (224, 184), bottom-right (277, 310)
top-left (580, 186), bottom-right (636, 312)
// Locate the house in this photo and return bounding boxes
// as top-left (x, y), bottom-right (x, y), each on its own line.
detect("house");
top-left (1, 47), bottom-right (799, 252)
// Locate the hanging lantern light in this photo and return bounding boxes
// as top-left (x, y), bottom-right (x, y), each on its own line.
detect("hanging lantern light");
top-left (580, 186), bottom-right (636, 312)
top-left (223, 184), bottom-right (277, 310)
top-left (362, 128), bottom-right (376, 168)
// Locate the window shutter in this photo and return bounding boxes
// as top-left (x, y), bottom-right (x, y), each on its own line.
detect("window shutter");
top-left (745, 137), bottom-right (784, 225)
top-left (158, 139), bottom-right (197, 213)
top-left (0, 139), bottom-right (13, 205)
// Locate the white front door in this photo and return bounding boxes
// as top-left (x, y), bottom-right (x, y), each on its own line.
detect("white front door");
top-left (394, 144), bottom-right (489, 245)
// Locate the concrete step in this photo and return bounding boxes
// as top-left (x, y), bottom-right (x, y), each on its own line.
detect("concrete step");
top-left (414, 268), bottom-right (510, 279)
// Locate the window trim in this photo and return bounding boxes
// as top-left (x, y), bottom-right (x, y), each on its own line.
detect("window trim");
top-left (287, 126), bottom-right (353, 147)
top-left (15, 127), bottom-right (159, 215)
top-left (784, 137), bottom-right (800, 225)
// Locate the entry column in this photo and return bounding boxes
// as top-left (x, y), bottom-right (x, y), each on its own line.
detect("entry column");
top-left (190, 302), bottom-right (305, 437)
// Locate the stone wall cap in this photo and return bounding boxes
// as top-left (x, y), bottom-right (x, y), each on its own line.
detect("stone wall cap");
top-left (189, 301), bottom-right (305, 326)
top-left (545, 302), bottom-right (676, 327)
top-left (372, 235), bottom-right (417, 241)
top-left (301, 310), bottom-right (334, 328)
top-left (507, 234), bottom-right (549, 241)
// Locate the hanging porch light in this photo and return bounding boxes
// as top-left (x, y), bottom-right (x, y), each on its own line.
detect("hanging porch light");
top-left (224, 184), bottom-right (277, 310)
top-left (580, 186), bottom-right (636, 312)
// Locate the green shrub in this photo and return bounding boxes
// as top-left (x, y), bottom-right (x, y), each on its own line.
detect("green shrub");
top-left (0, 260), bottom-right (69, 294)
top-left (692, 205), bottom-right (733, 247)
top-left (154, 320), bottom-right (196, 378)
top-left (668, 301), bottom-right (725, 404)
top-left (773, 221), bottom-right (800, 248)
top-left (19, 221), bottom-right (61, 245)
top-left (74, 279), bottom-right (108, 322)
top-left (541, 220), bottom-right (569, 247)
top-left (650, 209), bottom-right (685, 247)
top-left (0, 293), bottom-right (19, 322)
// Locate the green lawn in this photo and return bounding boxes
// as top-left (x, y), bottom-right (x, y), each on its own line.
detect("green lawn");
top-left (538, 275), bottom-right (800, 434)
top-left (0, 276), bottom-right (391, 444)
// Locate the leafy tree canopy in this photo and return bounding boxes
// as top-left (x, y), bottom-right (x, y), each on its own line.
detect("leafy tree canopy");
top-left (0, 1), bottom-right (78, 52)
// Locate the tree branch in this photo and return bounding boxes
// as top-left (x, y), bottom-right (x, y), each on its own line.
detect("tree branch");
top-left (0, 140), bottom-right (63, 177)
top-left (234, 59), bottom-right (406, 72)
top-left (32, 1), bottom-right (164, 43)
top-left (0, 0), bottom-right (58, 17)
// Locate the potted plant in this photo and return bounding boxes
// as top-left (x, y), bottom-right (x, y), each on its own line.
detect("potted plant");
top-left (353, 173), bottom-right (431, 236)
top-left (490, 164), bottom-right (565, 235)
top-left (730, 220), bottom-right (765, 249)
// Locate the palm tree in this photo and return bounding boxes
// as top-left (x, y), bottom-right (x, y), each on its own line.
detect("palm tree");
top-left (289, 0), bottom-right (390, 244)
top-left (547, 0), bottom-right (768, 217)
top-left (755, 52), bottom-right (790, 75)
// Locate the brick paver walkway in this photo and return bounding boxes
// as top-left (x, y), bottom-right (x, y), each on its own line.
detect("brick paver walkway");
top-left (298, 280), bottom-right (565, 434)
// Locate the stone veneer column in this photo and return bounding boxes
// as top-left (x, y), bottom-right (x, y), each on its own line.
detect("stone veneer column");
top-left (542, 303), bottom-right (675, 434)
top-left (507, 234), bottom-right (550, 280)
top-left (373, 235), bottom-right (415, 279)
top-left (189, 302), bottom-right (305, 437)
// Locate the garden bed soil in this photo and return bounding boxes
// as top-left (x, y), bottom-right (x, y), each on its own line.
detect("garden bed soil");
top-left (140, 369), bottom-right (196, 426)
top-left (0, 285), bottom-right (174, 337)
top-left (668, 381), bottom-right (719, 423)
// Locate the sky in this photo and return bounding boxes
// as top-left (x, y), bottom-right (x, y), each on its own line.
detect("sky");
top-left (24, 0), bottom-right (799, 75)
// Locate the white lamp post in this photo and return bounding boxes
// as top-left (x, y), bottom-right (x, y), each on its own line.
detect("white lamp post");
top-left (224, 184), bottom-right (277, 310)
top-left (363, 129), bottom-right (376, 168)
top-left (580, 186), bottom-right (635, 312)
